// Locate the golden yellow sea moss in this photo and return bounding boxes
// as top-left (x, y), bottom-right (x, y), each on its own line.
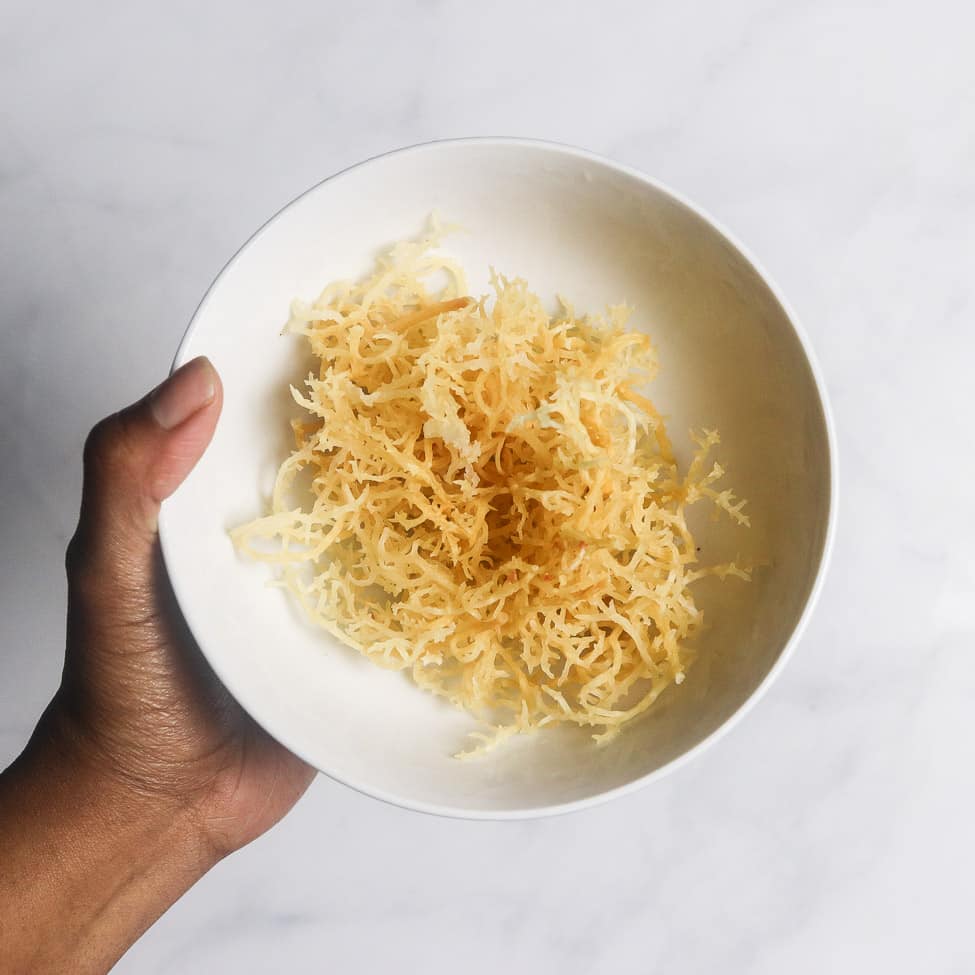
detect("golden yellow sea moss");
top-left (231, 222), bottom-right (749, 755)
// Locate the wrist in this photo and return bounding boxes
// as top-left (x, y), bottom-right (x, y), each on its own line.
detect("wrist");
top-left (0, 703), bottom-right (217, 974)
top-left (29, 696), bottom-right (219, 873)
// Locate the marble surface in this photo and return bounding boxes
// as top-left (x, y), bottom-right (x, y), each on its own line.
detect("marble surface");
top-left (1, 1), bottom-right (972, 971)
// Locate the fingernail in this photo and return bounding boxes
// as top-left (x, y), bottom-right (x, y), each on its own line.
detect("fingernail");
top-left (150, 357), bottom-right (217, 430)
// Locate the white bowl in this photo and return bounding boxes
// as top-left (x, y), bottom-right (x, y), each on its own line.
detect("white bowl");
top-left (159, 139), bottom-right (836, 819)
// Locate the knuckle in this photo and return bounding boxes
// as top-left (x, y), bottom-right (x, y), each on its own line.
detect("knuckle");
top-left (65, 527), bottom-right (152, 621)
top-left (83, 413), bottom-right (124, 470)
top-left (82, 408), bottom-right (146, 488)
top-left (64, 528), bottom-right (103, 600)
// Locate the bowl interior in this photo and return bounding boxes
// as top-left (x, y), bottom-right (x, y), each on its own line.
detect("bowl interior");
top-left (159, 141), bottom-right (832, 816)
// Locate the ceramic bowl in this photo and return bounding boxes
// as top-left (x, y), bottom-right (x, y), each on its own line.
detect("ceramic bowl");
top-left (159, 139), bottom-right (837, 818)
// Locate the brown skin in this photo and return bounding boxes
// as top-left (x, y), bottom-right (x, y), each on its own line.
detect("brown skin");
top-left (0, 357), bottom-right (315, 974)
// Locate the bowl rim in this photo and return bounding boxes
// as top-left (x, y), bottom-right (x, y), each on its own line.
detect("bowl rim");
top-left (160, 136), bottom-right (839, 820)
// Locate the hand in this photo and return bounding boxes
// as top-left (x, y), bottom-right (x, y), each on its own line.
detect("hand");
top-left (56, 355), bottom-right (315, 857)
top-left (0, 358), bottom-right (315, 974)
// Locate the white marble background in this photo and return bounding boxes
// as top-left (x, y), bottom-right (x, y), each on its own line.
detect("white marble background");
top-left (1, 1), bottom-right (972, 971)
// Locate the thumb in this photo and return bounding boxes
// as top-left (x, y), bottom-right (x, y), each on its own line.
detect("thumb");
top-left (68, 356), bottom-right (222, 588)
